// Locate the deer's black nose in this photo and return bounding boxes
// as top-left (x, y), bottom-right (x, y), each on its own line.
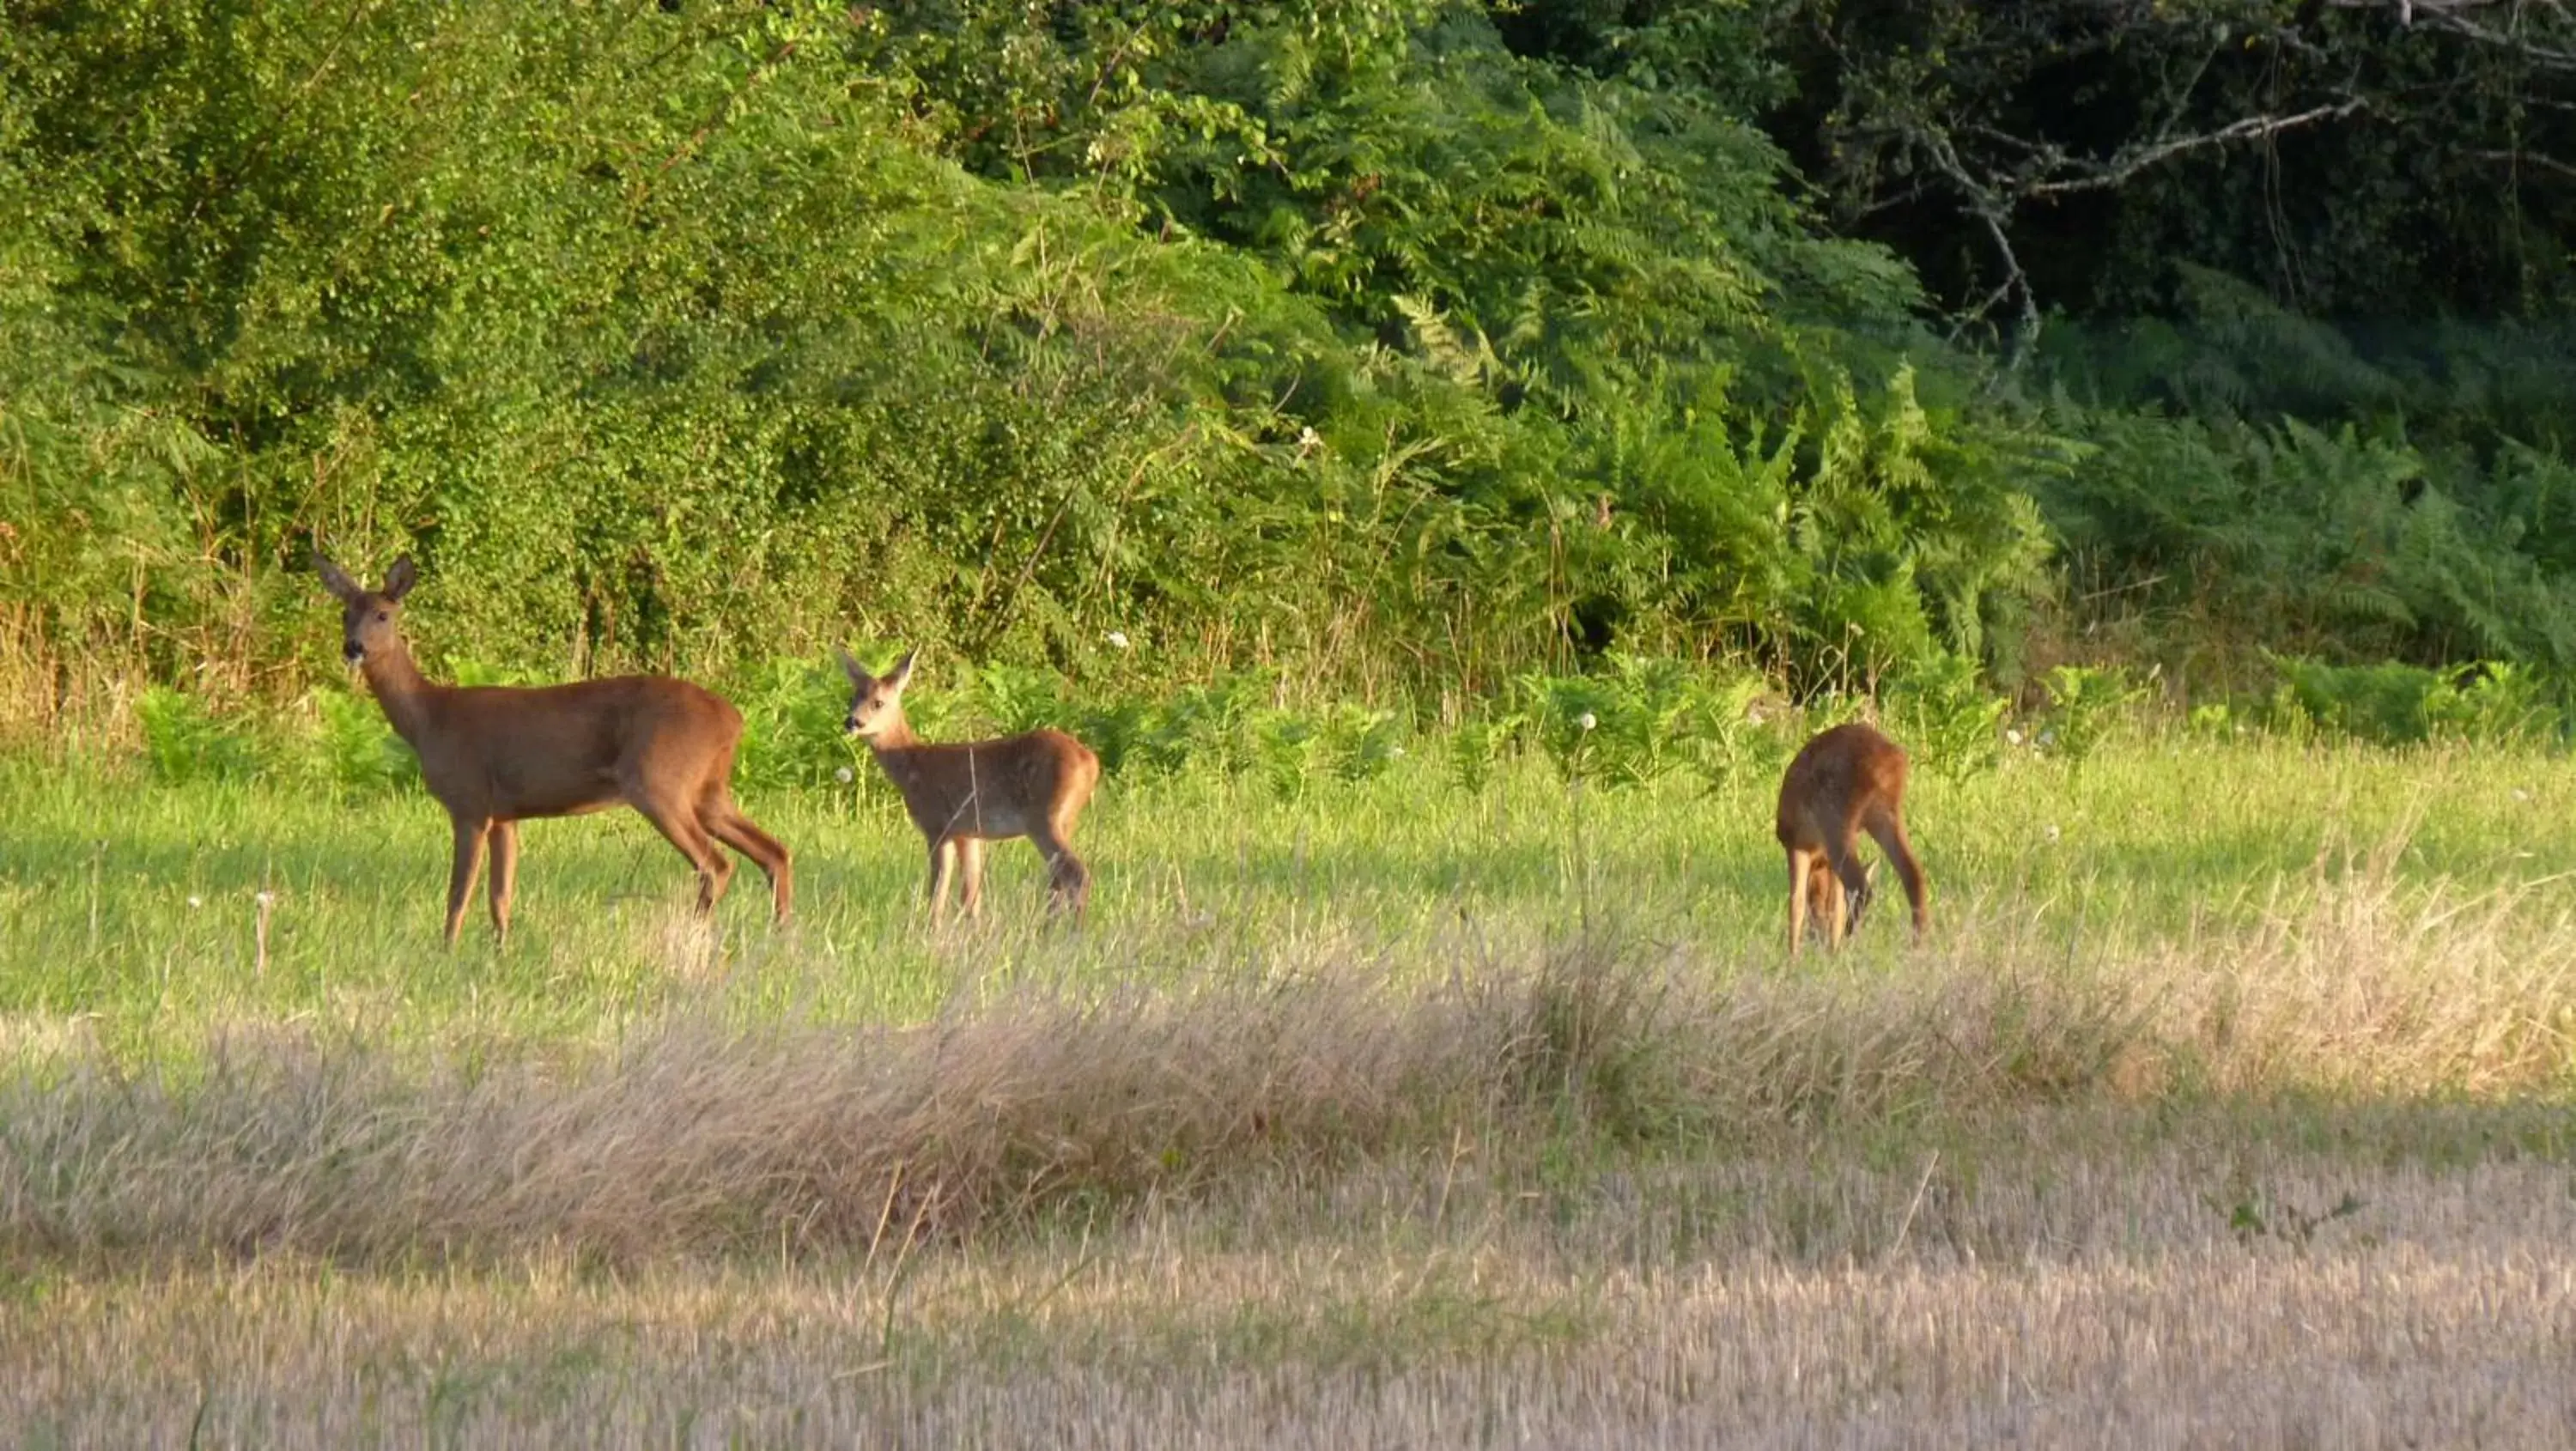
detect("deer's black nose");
top-left (343, 642), bottom-right (365, 664)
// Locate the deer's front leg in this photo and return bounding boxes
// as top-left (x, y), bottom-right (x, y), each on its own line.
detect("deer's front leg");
top-left (956, 837), bottom-right (987, 920)
top-left (927, 837), bottom-right (958, 924)
top-left (446, 816), bottom-right (490, 946)
top-left (1784, 847), bottom-right (1812, 958)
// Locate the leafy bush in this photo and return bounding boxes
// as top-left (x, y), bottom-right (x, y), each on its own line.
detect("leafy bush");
top-left (2038, 665), bottom-right (2147, 769)
top-left (2423, 663), bottom-right (2562, 748)
top-left (1446, 713), bottom-right (1522, 795)
top-left (1680, 672), bottom-right (1778, 793)
top-left (1886, 653), bottom-right (2007, 782)
top-left (133, 688), bottom-right (265, 786)
top-left (306, 689), bottom-right (417, 797)
top-left (2042, 333), bottom-right (2576, 683)
top-left (732, 657), bottom-right (865, 794)
top-left (2273, 655), bottom-right (2566, 749)
top-left (1253, 710), bottom-right (1328, 804)
top-left (2269, 657), bottom-right (2445, 746)
top-left (1138, 677), bottom-right (1264, 779)
top-left (1319, 704), bottom-right (1407, 786)
top-left (1071, 699), bottom-right (1155, 778)
top-left (975, 665), bottom-right (1072, 739)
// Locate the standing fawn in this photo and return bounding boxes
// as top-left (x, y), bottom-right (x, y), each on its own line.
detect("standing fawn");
top-left (838, 646), bottom-right (1100, 922)
top-left (1775, 721), bottom-right (1928, 955)
top-left (316, 553), bottom-right (790, 944)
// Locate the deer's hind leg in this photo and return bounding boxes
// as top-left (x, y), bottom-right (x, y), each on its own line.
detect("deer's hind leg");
top-left (1862, 806), bottom-right (1929, 942)
top-left (701, 786), bottom-right (793, 922)
top-left (953, 836), bottom-right (988, 920)
top-left (925, 837), bottom-right (963, 923)
top-left (629, 790), bottom-right (732, 915)
top-left (487, 820), bottom-right (519, 944)
top-left (1030, 824), bottom-right (1090, 923)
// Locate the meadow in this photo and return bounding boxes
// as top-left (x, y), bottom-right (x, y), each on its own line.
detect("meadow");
top-left (3, 729), bottom-right (2573, 1445)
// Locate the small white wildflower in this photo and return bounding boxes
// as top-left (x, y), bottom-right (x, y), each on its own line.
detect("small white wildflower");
top-left (254, 890), bottom-right (276, 908)
top-left (1105, 630), bottom-right (1131, 651)
top-left (1577, 712), bottom-right (1597, 732)
top-left (2044, 823), bottom-right (2061, 842)
top-left (2038, 729), bottom-right (2058, 747)
top-left (186, 895), bottom-right (203, 909)
top-left (1388, 744), bottom-right (1406, 759)
top-left (2512, 787), bottom-right (2533, 803)
top-left (835, 766), bottom-right (855, 785)
top-left (2005, 727), bottom-right (2024, 747)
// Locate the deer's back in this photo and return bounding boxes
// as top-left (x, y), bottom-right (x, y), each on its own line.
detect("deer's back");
top-left (423, 676), bottom-right (741, 814)
top-left (1776, 722), bottom-right (1908, 848)
top-left (878, 728), bottom-right (1097, 841)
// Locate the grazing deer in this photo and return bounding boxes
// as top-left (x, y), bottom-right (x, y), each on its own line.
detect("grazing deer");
top-left (1775, 721), bottom-right (1927, 955)
top-left (314, 553), bottom-right (790, 944)
top-left (838, 646), bottom-right (1100, 922)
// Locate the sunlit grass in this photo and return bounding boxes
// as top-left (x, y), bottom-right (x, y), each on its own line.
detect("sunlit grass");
top-left (3, 732), bottom-right (2571, 1059)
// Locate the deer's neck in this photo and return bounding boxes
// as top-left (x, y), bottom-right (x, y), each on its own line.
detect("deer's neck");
top-left (863, 713), bottom-right (927, 768)
top-left (360, 640), bottom-right (444, 747)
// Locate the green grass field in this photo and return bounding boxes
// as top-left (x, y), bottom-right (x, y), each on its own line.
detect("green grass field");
top-left (7, 732), bottom-right (2570, 1044)
top-left (3, 733), bottom-right (2574, 1444)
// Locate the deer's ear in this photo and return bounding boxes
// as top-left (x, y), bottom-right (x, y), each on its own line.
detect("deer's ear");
top-left (835, 645), bottom-right (869, 687)
top-left (885, 647), bottom-right (918, 692)
top-left (314, 552), bottom-right (361, 602)
top-left (383, 556), bottom-right (418, 601)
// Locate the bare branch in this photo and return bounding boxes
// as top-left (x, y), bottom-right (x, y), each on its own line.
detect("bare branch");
top-left (1905, 125), bottom-right (2041, 361)
top-left (2470, 147), bottom-right (2576, 182)
top-left (2341, 0), bottom-right (2576, 68)
top-left (2022, 100), bottom-right (2369, 197)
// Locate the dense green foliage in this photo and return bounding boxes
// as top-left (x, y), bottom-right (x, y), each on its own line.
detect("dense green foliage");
top-left (4, 0), bottom-right (2576, 726)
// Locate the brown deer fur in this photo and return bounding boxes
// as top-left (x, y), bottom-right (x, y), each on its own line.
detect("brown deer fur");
top-left (1775, 721), bottom-right (1927, 954)
top-left (316, 553), bottom-right (789, 944)
top-left (839, 646), bottom-right (1100, 922)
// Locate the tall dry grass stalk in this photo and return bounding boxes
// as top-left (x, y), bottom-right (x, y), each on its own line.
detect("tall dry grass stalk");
top-left (1, 846), bottom-right (2567, 1269)
top-left (0, 608), bottom-right (137, 753)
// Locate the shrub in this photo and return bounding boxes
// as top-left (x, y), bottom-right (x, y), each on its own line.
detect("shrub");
top-left (2270, 657), bottom-right (2444, 745)
top-left (2038, 664), bottom-right (2147, 768)
top-left (2422, 662), bottom-right (2563, 748)
top-left (133, 688), bottom-right (264, 786)
top-left (306, 688), bottom-right (417, 797)
top-left (732, 656), bottom-right (864, 794)
top-left (1886, 653), bottom-right (2008, 781)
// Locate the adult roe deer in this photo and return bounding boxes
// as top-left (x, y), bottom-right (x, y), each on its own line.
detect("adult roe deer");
top-left (1775, 721), bottom-right (1927, 955)
top-left (838, 646), bottom-right (1100, 922)
top-left (315, 553), bottom-right (790, 944)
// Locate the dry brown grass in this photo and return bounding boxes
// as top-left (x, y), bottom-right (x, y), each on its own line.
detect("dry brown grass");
top-left (1, 849), bottom-right (2568, 1270)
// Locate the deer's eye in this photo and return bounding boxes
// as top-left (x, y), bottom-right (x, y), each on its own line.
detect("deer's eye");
top-left (374, 610), bottom-right (390, 622)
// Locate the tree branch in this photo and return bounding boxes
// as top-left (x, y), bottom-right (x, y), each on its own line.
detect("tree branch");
top-left (2020, 100), bottom-right (2370, 197)
top-left (2471, 146), bottom-right (2576, 182)
top-left (2336, 0), bottom-right (2576, 68)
